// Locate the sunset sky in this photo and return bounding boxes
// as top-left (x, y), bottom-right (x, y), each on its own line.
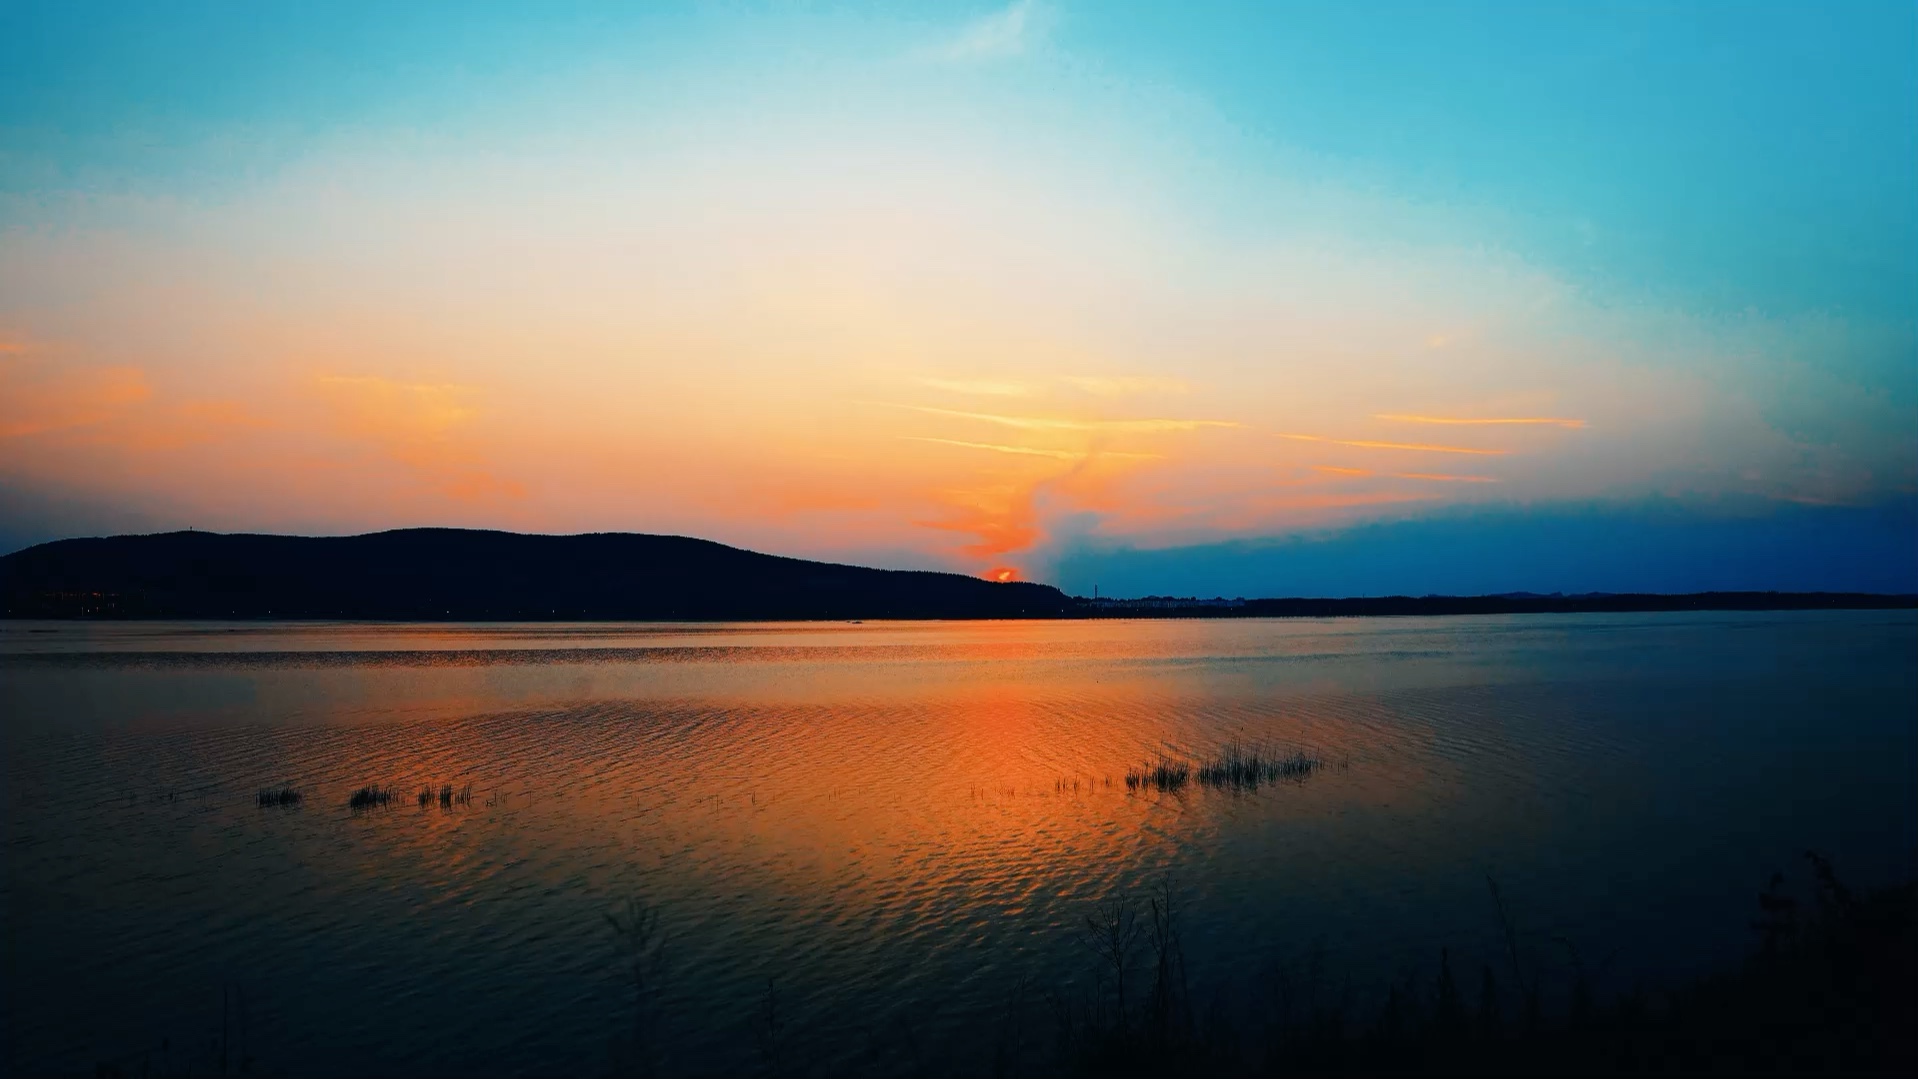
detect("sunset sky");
top-left (3, 1), bottom-right (1914, 594)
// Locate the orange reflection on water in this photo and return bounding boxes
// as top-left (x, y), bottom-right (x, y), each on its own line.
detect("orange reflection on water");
top-left (5, 618), bottom-right (1487, 942)
top-left (214, 619), bottom-right (1471, 937)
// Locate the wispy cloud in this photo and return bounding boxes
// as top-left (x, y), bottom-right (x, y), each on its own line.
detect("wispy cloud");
top-left (918, 374), bottom-right (1187, 399)
top-left (1374, 413), bottom-right (1587, 429)
top-left (1315, 464), bottom-right (1498, 482)
top-left (902, 404), bottom-right (1237, 433)
top-left (907, 435), bottom-right (1160, 460)
top-left (0, 356), bottom-right (151, 438)
top-left (919, 377), bottom-right (1035, 397)
top-left (1061, 375), bottom-right (1189, 396)
top-left (909, 435), bottom-right (1077, 459)
top-left (1395, 472), bottom-right (1500, 483)
top-left (1281, 433), bottom-right (1508, 456)
top-left (933, 0), bottom-right (1051, 62)
top-left (314, 375), bottom-right (523, 502)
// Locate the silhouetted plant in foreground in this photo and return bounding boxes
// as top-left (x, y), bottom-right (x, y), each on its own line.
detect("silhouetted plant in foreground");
top-left (90, 985), bottom-right (256, 1078)
top-left (102, 853), bottom-right (1902, 1076)
top-left (254, 786), bottom-right (300, 808)
top-left (753, 978), bottom-right (788, 1078)
top-left (1055, 854), bottom-right (1914, 1076)
top-left (608, 895), bottom-right (669, 1077)
top-left (1050, 875), bottom-right (1238, 1076)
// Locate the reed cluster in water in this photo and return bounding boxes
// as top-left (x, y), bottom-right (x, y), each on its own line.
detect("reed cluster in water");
top-left (1125, 757), bottom-right (1192, 792)
top-left (1124, 743), bottom-right (1321, 793)
top-left (417, 783), bottom-right (474, 808)
top-left (347, 786), bottom-right (392, 810)
top-left (255, 787), bottom-right (301, 808)
top-left (1195, 743), bottom-right (1321, 789)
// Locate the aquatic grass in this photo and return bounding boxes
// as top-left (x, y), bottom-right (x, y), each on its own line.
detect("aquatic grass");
top-left (255, 787), bottom-right (301, 808)
top-left (1125, 757), bottom-right (1191, 793)
top-left (1123, 743), bottom-right (1321, 795)
top-left (347, 785), bottom-right (391, 810)
top-left (1195, 742), bottom-right (1321, 791)
top-left (416, 782), bottom-right (475, 808)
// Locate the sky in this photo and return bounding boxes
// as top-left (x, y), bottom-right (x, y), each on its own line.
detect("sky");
top-left (2, 0), bottom-right (1915, 595)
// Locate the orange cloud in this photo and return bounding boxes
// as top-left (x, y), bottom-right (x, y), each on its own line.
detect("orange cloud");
top-left (916, 513), bottom-right (1041, 559)
top-left (1313, 464), bottom-right (1498, 483)
top-left (899, 404), bottom-right (1238, 433)
top-left (0, 355), bottom-right (152, 438)
top-left (761, 486), bottom-right (888, 514)
top-left (908, 436), bottom-right (1082, 459)
top-left (314, 375), bottom-right (524, 502)
top-left (1395, 471), bottom-right (1499, 483)
top-left (113, 399), bottom-right (273, 451)
top-left (913, 478), bottom-right (1046, 561)
top-left (1060, 375), bottom-right (1189, 396)
top-left (1374, 413), bottom-right (1586, 429)
top-left (1279, 433), bottom-right (1508, 455)
top-left (1256, 490), bottom-right (1442, 511)
top-left (919, 377), bottom-right (1036, 397)
top-left (906, 436), bottom-right (1162, 461)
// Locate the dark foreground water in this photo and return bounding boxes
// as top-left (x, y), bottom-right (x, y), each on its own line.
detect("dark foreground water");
top-left (3, 613), bottom-right (1913, 1076)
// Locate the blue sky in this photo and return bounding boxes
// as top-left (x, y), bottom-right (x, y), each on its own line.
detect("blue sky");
top-left (2, 1), bottom-right (1914, 592)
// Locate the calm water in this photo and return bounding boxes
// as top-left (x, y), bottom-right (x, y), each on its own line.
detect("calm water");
top-left (3, 613), bottom-right (1914, 1076)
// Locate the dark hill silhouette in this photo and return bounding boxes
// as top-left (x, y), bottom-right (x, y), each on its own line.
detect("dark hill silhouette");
top-left (0, 529), bottom-right (1072, 620)
top-left (2, 528), bottom-right (1911, 620)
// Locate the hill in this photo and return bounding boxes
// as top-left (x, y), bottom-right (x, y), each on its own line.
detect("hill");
top-left (4, 529), bottom-right (1911, 621)
top-left (0, 529), bottom-right (1072, 620)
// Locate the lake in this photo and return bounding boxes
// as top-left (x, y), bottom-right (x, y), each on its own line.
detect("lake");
top-left (3, 612), bottom-right (1913, 1076)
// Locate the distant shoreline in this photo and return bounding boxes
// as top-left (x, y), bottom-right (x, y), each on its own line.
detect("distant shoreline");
top-left (1068, 591), bottom-right (1918, 619)
top-left (4, 593), bottom-right (1913, 623)
top-left (3, 529), bottom-right (1912, 621)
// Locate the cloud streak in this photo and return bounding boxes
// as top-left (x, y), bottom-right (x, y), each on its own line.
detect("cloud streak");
top-left (907, 436), bottom-right (1160, 460)
top-left (314, 375), bottom-right (523, 502)
top-left (1396, 472), bottom-right (1500, 483)
top-left (1314, 464), bottom-right (1498, 483)
top-left (1374, 413), bottom-right (1587, 429)
top-left (0, 357), bottom-right (152, 439)
top-left (1061, 375), bottom-right (1189, 397)
top-left (1280, 434), bottom-right (1509, 455)
top-left (919, 377), bottom-right (1035, 397)
top-left (934, 0), bottom-right (1049, 62)
top-left (902, 404), bottom-right (1239, 433)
